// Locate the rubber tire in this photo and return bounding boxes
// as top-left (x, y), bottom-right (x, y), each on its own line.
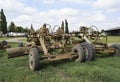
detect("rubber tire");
top-left (110, 44), bottom-right (120, 56)
top-left (18, 42), bottom-right (23, 47)
top-left (0, 43), bottom-right (3, 49)
top-left (71, 44), bottom-right (85, 62)
top-left (80, 42), bottom-right (94, 61)
top-left (29, 48), bottom-right (39, 71)
top-left (1, 41), bottom-right (7, 45)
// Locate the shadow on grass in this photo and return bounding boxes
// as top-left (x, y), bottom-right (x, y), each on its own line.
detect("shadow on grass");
top-left (95, 53), bottom-right (113, 58)
top-left (37, 59), bottom-right (74, 71)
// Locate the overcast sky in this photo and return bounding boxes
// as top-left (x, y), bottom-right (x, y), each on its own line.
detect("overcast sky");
top-left (0, 0), bottom-right (120, 31)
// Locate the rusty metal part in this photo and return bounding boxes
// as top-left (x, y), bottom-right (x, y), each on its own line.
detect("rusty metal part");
top-left (39, 36), bottom-right (48, 55)
top-left (7, 47), bottom-right (26, 58)
top-left (48, 53), bottom-right (75, 61)
top-left (0, 41), bottom-right (11, 50)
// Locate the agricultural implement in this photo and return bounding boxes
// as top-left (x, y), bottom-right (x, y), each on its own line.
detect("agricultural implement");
top-left (6, 23), bottom-right (120, 71)
top-left (0, 41), bottom-right (11, 50)
top-left (78, 25), bottom-right (120, 55)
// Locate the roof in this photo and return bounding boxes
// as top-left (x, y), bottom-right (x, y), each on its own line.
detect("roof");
top-left (105, 27), bottom-right (120, 31)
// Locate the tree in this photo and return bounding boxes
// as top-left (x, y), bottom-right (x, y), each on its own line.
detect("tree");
top-left (16, 26), bottom-right (24, 32)
top-left (101, 29), bottom-right (104, 33)
top-left (0, 9), bottom-right (7, 34)
top-left (8, 22), bottom-right (16, 32)
top-left (43, 23), bottom-right (46, 27)
top-left (61, 20), bottom-right (64, 32)
top-left (29, 24), bottom-right (34, 33)
top-left (23, 27), bottom-right (29, 32)
top-left (65, 19), bottom-right (69, 34)
top-left (30, 24), bottom-right (34, 31)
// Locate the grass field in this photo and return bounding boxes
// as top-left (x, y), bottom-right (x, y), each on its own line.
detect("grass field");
top-left (0, 37), bottom-right (11, 41)
top-left (0, 36), bottom-right (120, 82)
top-left (107, 36), bottom-right (120, 43)
top-left (0, 37), bottom-right (27, 42)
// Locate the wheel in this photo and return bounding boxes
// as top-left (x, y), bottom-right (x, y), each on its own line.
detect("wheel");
top-left (18, 42), bottom-right (23, 47)
top-left (29, 48), bottom-right (39, 71)
top-left (1, 41), bottom-right (7, 45)
top-left (80, 42), bottom-right (94, 61)
top-left (71, 44), bottom-right (85, 62)
top-left (110, 44), bottom-right (120, 56)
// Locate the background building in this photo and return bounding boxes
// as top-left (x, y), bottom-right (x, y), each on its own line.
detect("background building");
top-left (104, 27), bottom-right (120, 36)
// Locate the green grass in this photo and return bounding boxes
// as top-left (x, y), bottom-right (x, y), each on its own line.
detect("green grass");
top-left (0, 37), bottom-right (27, 42)
top-left (107, 36), bottom-right (120, 43)
top-left (0, 37), bottom-right (11, 41)
top-left (18, 37), bottom-right (27, 41)
top-left (0, 49), bottom-right (120, 82)
top-left (0, 36), bottom-right (120, 82)
top-left (8, 42), bottom-right (18, 47)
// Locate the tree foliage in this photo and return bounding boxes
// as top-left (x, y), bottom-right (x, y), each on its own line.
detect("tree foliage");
top-left (0, 9), bottom-right (7, 34)
top-left (8, 21), bottom-right (29, 33)
top-left (65, 19), bottom-right (69, 34)
top-left (16, 26), bottom-right (24, 32)
top-left (30, 24), bottom-right (34, 31)
top-left (8, 22), bottom-right (16, 32)
top-left (23, 27), bottom-right (29, 32)
top-left (61, 20), bottom-right (64, 32)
